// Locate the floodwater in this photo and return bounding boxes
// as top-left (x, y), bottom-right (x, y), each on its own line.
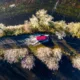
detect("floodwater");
top-left (0, 6), bottom-right (80, 80)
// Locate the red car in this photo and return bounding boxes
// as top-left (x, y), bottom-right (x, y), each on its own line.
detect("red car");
top-left (36, 35), bottom-right (49, 41)
top-left (26, 34), bottom-right (49, 45)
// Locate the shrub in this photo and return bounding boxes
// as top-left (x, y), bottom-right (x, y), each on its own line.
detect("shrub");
top-left (36, 47), bottom-right (62, 70)
top-left (4, 48), bottom-right (29, 63)
top-left (21, 54), bottom-right (35, 70)
top-left (71, 54), bottom-right (80, 70)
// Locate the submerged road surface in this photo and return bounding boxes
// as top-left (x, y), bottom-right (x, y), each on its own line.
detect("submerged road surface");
top-left (0, 34), bottom-right (80, 80)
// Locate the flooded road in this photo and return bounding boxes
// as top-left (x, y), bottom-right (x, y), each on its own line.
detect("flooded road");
top-left (0, 34), bottom-right (80, 80)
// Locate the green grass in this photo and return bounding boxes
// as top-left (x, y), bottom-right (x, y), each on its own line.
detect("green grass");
top-left (0, 0), bottom-right (80, 20)
top-left (56, 3), bottom-right (80, 19)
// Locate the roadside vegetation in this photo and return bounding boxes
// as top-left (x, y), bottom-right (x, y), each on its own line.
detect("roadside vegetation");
top-left (0, 9), bottom-right (80, 38)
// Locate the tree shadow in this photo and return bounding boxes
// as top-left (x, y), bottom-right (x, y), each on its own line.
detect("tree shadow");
top-left (31, 56), bottom-right (57, 80)
top-left (59, 56), bottom-right (80, 80)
